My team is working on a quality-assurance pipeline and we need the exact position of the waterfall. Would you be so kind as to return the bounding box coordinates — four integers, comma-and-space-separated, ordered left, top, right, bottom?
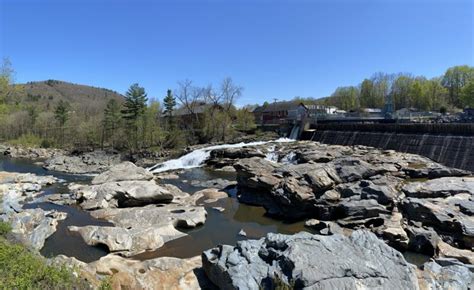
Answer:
149, 138, 294, 173
289, 125, 300, 140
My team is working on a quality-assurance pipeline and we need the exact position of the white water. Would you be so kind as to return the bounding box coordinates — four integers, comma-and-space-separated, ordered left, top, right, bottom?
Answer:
289, 125, 300, 140
149, 138, 294, 173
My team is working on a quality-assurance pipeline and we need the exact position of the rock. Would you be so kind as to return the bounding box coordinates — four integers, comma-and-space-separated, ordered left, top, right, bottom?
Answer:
405, 225, 440, 256
202, 230, 419, 289
90, 204, 207, 230
375, 211, 409, 250
91, 162, 154, 184
238, 229, 247, 237
194, 188, 228, 203
304, 219, 344, 235
0, 171, 59, 213
402, 177, 474, 198
190, 178, 237, 190
44, 150, 122, 174
7, 208, 67, 250
55, 254, 210, 290
1, 145, 60, 160
155, 173, 180, 180
71, 180, 175, 210
437, 241, 474, 265
401, 195, 474, 249
212, 207, 225, 212
418, 260, 473, 289
69, 225, 183, 257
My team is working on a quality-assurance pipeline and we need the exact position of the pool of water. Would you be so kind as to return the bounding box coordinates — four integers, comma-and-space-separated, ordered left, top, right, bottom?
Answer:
1, 157, 311, 262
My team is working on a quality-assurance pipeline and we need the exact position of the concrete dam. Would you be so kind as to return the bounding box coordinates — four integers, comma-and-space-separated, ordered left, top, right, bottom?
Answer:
301, 123, 474, 172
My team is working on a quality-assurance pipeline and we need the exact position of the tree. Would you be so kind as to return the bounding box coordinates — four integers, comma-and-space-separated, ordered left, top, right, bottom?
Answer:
121, 83, 148, 150
460, 80, 474, 108
163, 89, 176, 117
359, 79, 374, 108
441, 65, 474, 107
54, 100, 70, 145
102, 99, 122, 148
235, 108, 256, 131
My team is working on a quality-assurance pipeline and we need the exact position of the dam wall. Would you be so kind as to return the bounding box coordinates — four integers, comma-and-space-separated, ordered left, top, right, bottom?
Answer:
306, 130, 474, 172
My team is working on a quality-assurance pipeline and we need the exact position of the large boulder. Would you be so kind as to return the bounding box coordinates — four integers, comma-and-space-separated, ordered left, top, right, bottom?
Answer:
53, 254, 211, 290
418, 260, 473, 289
91, 162, 154, 185
202, 230, 419, 290
44, 151, 122, 174
402, 177, 474, 198
68, 224, 185, 257
7, 208, 67, 250
90, 204, 207, 230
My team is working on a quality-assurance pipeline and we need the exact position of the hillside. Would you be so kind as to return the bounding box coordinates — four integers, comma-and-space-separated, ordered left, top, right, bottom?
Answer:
18, 80, 124, 111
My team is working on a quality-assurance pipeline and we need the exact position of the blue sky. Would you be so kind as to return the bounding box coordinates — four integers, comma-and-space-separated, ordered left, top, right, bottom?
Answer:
1, 0, 473, 105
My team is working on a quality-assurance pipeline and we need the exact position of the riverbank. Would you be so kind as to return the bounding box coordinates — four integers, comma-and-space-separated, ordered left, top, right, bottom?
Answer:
0, 139, 473, 289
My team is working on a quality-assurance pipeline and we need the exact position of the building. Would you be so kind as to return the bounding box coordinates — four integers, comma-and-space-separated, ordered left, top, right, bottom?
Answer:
253, 101, 308, 126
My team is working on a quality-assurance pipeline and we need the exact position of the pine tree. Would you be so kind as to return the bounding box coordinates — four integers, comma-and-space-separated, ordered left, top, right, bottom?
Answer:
102, 99, 122, 148
54, 100, 70, 146
121, 83, 148, 150
163, 89, 176, 117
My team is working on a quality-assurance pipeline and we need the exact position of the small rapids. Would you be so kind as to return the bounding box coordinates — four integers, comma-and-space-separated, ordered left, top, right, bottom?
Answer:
149, 138, 294, 173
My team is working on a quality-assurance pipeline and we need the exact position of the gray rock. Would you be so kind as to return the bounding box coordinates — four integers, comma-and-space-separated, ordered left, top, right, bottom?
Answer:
405, 225, 440, 256
202, 230, 419, 290
419, 260, 473, 289
402, 177, 474, 198
90, 204, 207, 229
91, 162, 153, 185
44, 151, 121, 174
8, 208, 67, 250
71, 180, 175, 210
68, 224, 184, 256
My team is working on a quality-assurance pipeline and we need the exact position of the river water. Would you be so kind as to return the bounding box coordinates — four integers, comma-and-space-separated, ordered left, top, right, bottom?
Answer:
0, 156, 311, 263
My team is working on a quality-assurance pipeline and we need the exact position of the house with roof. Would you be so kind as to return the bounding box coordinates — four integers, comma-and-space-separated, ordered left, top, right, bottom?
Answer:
253, 101, 308, 126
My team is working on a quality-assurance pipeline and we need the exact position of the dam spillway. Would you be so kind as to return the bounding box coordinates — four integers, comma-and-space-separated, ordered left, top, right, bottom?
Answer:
307, 130, 473, 172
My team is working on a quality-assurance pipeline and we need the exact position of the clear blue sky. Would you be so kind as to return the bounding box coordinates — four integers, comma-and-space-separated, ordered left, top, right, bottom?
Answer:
1, 0, 473, 105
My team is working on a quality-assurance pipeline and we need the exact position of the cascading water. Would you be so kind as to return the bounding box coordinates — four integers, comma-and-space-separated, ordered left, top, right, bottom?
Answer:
289, 125, 300, 140
149, 138, 294, 173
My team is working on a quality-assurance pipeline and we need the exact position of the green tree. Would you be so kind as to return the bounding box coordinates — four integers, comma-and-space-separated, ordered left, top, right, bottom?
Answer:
235, 108, 256, 131
441, 65, 474, 107
54, 100, 70, 145
102, 99, 122, 148
359, 79, 374, 108
460, 80, 474, 108
163, 89, 176, 117
121, 83, 148, 150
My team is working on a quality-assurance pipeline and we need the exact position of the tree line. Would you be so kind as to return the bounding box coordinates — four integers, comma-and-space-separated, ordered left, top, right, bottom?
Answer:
0, 59, 256, 151
318, 65, 474, 112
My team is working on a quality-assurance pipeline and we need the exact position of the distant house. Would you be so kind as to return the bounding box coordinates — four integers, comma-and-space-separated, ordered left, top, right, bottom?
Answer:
305, 105, 338, 117
362, 108, 383, 117
254, 101, 308, 126
172, 102, 222, 124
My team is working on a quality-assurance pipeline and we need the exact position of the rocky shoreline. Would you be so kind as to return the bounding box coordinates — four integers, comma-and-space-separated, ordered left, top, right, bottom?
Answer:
0, 140, 472, 289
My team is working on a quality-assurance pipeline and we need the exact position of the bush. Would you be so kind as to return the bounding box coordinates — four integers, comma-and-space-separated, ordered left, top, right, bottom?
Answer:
0, 238, 79, 289
0, 222, 11, 236
8, 134, 43, 148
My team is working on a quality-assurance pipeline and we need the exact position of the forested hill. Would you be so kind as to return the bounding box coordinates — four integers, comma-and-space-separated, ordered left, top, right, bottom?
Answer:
18, 80, 124, 110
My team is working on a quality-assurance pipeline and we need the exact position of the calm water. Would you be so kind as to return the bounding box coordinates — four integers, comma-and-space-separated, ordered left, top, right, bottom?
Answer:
0, 157, 311, 262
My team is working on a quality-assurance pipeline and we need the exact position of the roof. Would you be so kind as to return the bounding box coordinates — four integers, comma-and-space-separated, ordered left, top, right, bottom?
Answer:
254, 101, 307, 113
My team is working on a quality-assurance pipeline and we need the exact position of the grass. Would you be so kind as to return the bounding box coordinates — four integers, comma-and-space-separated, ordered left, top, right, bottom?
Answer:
0, 221, 83, 289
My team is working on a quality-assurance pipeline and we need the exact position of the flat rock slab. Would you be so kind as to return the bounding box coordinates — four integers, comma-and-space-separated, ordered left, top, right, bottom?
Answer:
202, 230, 419, 290
90, 204, 207, 229
91, 162, 154, 185
68, 225, 185, 257
402, 177, 474, 198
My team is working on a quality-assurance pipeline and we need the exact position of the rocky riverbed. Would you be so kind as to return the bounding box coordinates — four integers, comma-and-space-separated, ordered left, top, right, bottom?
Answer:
0, 140, 472, 289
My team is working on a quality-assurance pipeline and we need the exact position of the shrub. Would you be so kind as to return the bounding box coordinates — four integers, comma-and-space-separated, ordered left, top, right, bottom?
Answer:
8, 134, 43, 148
0, 228, 81, 289
0, 222, 11, 236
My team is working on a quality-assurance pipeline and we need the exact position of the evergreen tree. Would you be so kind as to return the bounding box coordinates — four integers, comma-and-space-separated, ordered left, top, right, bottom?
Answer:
121, 83, 148, 150
54, 100, 70, 145
102, 99, 122, 148
163, 89, 176, 117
